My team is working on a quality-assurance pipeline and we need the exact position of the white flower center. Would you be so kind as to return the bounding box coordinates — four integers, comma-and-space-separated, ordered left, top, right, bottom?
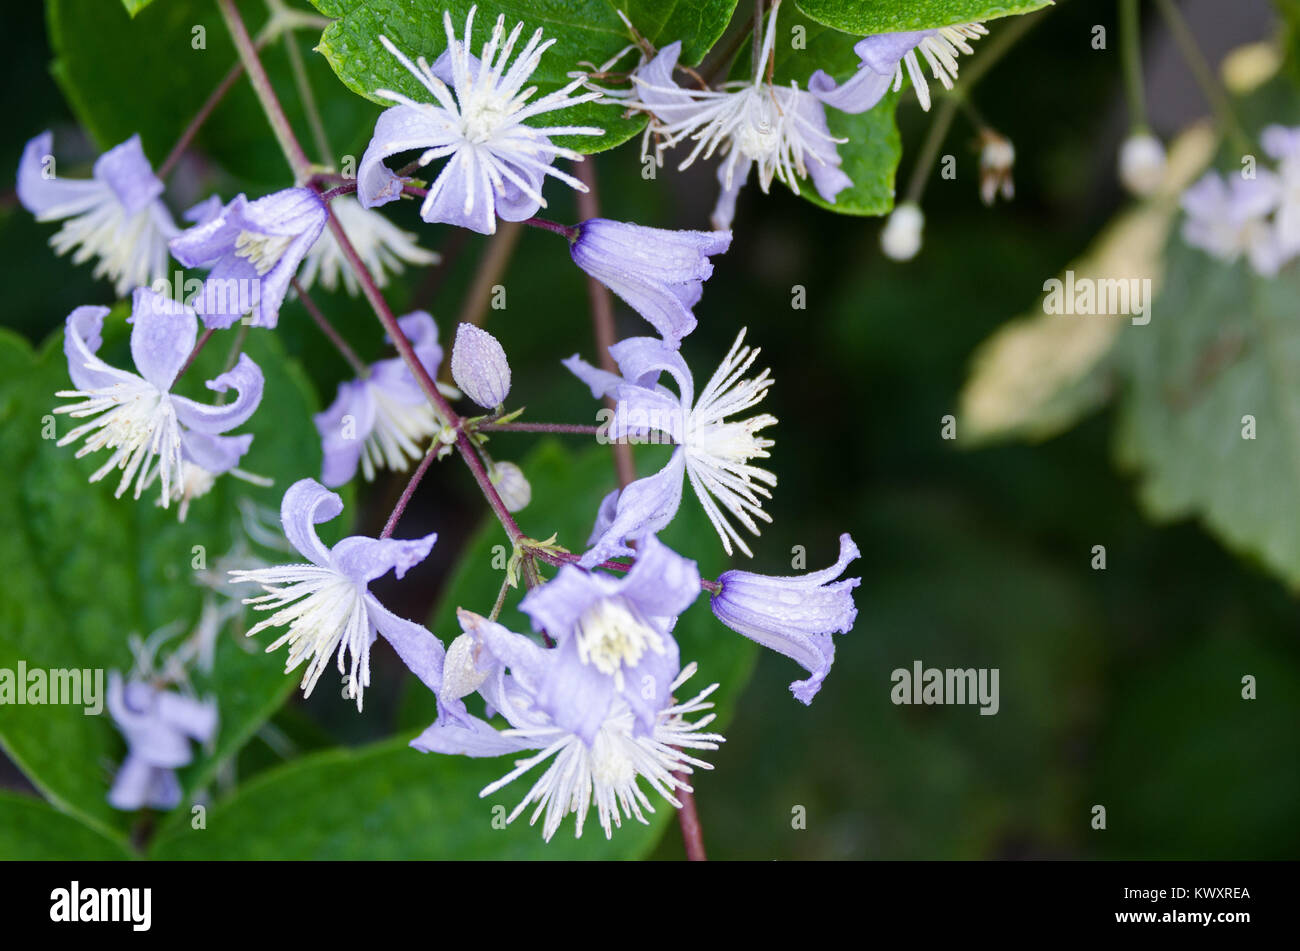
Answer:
574, 597, 664, 689
360, 385, 441, 481
235, 229, 293, 275
56, 379, 183, 506
233, 567, 373, 710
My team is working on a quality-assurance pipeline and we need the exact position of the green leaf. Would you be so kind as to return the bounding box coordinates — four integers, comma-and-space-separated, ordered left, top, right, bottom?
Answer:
154, 439, 755, 859
793, 0, 1053, 35
1113, 239, 1300, 590
0, 318, 337, 844
0, 792, 134, 860
621, 0, 740, 63
49, 0, 379, 188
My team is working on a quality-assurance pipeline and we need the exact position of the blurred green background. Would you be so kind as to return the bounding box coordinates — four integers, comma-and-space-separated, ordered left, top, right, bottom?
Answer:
2, 0, 1298, 859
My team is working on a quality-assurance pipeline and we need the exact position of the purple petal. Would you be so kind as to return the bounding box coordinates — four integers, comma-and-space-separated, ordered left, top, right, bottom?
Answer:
808, 66, 894, 114
314, 379, 375, 488
180, 431, 252, 474
277, 478, 344, 567
420, 150, 497, 234
367, 593, 445, 694
17, 131, 101, 218
127, 287, 197, 391
617, 535, 701, 620
853, 30, 931, 72
579, 447, 687, 567
711, 157, 750, 230
411, 711, 535, 756
358, 105, 457, 209
93, 134, 164, 216
63, 305, 133, 392
332, 532, 437, 583
171, 353, 264, 434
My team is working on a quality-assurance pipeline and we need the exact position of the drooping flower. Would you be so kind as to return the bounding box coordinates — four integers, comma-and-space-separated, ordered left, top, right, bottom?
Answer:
297, 194, 438, 295
229, 479, 445, 711
357, 6, 604, 234
1180, 170, 1283, 276
622, 2, 852, 229
412, 608, 723, 841
565, 331, 776, 562
169, 187, 327, 329
1262, 124, 1300, 258
314, 311, 457, 487
451, 322, 511, 409
880, 202, 924, 261
978, 130, 1015, 206
54, 289, 264, 508
809, 23, 989, 114
106, 671, 217, 811
517, 535, 700, 740
1118, 132, 1168, 197
17, 131, 178, 296
568, 218, 732, 348
711, 533, 861, 703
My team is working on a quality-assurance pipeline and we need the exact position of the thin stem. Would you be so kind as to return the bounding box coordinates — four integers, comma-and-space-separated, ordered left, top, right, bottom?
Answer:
488, 574, 512, 622
292, 278, 369, 376
676, 785, 708, 861
751, 0, 766, 79
478, 421, 600, 435
574, 160, 638, 490
1120, 0, 1148, 131
903, 96, 957, 205
174, 328, 216, 383
1153, 0, 1247, 151
522, 217, 579, 240
280, 16, 333, 165
217, 0, 313, 182
157, 58, 247, 179
381, 449, 437, 539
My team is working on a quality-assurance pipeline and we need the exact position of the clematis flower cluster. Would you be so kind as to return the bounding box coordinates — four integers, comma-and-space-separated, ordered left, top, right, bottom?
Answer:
25, 2, 876, 846
1180, 126, 1300, 277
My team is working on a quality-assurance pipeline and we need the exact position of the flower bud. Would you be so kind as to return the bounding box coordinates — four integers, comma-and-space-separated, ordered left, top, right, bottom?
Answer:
441, 631, 490, 701
489, 460, 531, 512
1119, 133, 1167, 197
880, 202, 924, 261
451, 323, 511, 409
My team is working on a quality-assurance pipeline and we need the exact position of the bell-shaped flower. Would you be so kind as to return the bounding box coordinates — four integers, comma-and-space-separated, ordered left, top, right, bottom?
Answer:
623, 4, 852, 230
54, 289, 264, 508
564, 331, 776, 563
169, 187, 327, 329
569, 218, 732, 348
516, 535, 700, 742
314, 311, 456, 487
229, 479, 445, 711
412, 607, 722, 841
809, 22, 988, 114
17, 131, 178, 297
357, 6, 603, 234
711, 533, 861, 703
106, 672, 217, 811
451, 322, 511, 409
298, 194, 439, 295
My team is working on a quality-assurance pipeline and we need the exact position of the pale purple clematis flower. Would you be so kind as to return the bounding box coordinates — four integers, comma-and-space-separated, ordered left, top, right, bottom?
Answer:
711, 534, 861, 703
517, 535, 700, 741
1180, 170, 1284, 276
169, 187, 327, 329
314, 311, 457, 487
451, 323, 511, 409
357, 6, 604, 235
106, 672, 217, 811
298, 195, 439, 295
54, 288, 264, 509
229, 479, 444, 711
569, 219, 732, 348
412, 607, 723, 841
565, 331, 776, 563
809, 22, 988, 114
621, 2, 851, 229
1262, 124, 1300, 258
17, 131, 178, 296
